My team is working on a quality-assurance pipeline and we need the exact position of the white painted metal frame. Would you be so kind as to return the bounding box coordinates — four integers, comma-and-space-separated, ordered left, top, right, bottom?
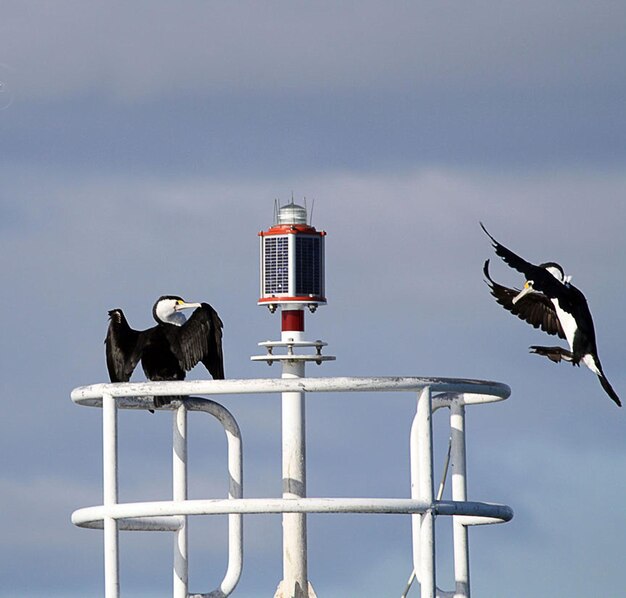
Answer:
78, 394, 243, 598
71, 377, 513, 598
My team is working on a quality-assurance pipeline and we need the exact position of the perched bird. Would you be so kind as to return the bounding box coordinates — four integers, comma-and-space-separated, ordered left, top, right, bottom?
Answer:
481, 223, 620, 407
105, 295, 224, 408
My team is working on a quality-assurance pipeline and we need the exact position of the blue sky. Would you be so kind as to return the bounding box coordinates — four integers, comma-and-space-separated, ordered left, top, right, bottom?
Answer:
1, 2, 625, 597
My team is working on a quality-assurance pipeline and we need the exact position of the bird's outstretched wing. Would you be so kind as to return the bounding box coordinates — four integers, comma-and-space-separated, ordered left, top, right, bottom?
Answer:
480, 223, 563, 296
483, 260, 565, 339
480, 222, 537, 274
172, 303, 225, 379
105, 309, 144, 382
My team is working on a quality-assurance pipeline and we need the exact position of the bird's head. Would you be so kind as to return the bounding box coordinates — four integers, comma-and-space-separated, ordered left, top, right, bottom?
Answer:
513, 262, 569, 304
540, 262, 567, 283
153, 295, 202, 326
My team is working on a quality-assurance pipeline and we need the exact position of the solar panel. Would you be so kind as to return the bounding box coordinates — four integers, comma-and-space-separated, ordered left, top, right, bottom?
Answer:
295, 236, 323, 296
264, 236, 289, 295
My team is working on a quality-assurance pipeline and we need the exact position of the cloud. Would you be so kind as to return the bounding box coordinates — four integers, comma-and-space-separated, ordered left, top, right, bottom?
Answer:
3, 1, 625, 103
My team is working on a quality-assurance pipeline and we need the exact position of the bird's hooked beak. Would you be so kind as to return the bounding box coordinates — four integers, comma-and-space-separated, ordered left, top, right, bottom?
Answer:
174, 300, 202, 312
512, 281, 535, 304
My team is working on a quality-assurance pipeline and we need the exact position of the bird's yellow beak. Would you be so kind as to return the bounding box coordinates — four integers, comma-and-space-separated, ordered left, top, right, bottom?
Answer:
512, 281, 534, 305
174, 300, 202, 311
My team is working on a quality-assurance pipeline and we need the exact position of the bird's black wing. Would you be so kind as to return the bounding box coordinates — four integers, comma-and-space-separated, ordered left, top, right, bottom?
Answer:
201, 303, 225, 380
480, 223, 563, 296
105, 309, 144, 382
483, 260, 565, 339
172, 303, 225, 379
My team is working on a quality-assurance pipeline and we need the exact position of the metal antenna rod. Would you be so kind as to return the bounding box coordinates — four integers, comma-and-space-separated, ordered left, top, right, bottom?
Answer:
437, 434, 453, 502
273, 198, 280, 224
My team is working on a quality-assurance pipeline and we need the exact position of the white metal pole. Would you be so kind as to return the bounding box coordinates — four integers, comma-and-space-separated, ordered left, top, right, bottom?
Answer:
280, 322, 309, 598
451, 400, 469, 598
281, 357, 308, 597
173, 403, 188, 598
102, 391, 120, 598
410, 398, 422, 585
417, 386, 435, 598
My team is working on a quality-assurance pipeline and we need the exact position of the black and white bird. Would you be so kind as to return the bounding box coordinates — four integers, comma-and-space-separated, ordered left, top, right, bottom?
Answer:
105, 295, 224, 408
481, 223, 621, 407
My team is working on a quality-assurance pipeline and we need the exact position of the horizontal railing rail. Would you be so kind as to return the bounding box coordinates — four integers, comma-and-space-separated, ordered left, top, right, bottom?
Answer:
72, 376, 510, 404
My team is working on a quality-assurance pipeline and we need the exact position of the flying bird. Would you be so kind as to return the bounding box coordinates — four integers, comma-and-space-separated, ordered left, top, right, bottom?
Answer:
105, 295, 224, 409
481, 223, 620, 407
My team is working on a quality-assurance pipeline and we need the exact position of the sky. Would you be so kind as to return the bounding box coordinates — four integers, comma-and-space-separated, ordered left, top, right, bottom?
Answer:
1, 2, 625, 597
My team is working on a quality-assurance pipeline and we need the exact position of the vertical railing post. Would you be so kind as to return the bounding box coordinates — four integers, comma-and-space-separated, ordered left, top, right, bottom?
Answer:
102, 391, 120, 598
410, 395, 422, 586
416, 386, 436, 598
451, 400, 469, 598
173, 403, 188, 598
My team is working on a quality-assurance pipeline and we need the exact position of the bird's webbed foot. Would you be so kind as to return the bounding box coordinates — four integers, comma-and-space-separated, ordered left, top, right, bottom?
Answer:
529, 345, 575, 364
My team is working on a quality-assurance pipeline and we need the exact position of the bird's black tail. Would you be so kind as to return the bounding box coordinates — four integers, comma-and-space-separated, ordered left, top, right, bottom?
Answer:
597, 373, 621, 407
588, 354, 622, 407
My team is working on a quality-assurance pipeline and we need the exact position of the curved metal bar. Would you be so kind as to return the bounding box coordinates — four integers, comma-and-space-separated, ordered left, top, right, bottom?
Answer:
77, 516, 184, 532
72, 497, 511, 521
71, 376, 510, 406
182, 398, 243, 598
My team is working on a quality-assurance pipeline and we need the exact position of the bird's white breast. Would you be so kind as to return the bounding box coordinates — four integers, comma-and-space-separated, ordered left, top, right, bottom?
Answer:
551, 298, 577, 349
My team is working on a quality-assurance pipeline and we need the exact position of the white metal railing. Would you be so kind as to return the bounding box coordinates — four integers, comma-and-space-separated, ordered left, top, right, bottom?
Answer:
71, 376, 513, 598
